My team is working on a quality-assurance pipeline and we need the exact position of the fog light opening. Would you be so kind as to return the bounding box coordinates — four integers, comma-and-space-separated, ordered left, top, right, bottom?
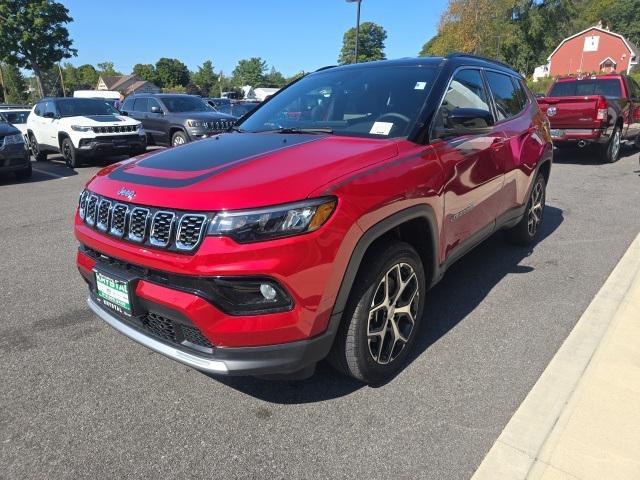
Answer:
260, 283, 277, 301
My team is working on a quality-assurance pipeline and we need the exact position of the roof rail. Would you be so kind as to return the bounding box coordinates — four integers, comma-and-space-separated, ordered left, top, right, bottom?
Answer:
315, 65, 336, 72
446, 52, 515, 72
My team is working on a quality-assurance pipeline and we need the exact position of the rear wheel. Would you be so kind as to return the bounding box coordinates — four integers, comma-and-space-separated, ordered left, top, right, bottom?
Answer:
29, 133, 48, 161
600, 126, 621, 163
61, 137, 82, 168
171, 131, 188, 147
329, 240, 426, 384
506, 174, 546, 246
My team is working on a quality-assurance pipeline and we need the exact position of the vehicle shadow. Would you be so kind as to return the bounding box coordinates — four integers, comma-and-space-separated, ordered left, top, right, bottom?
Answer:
554, 144, 637, 165
209, 205, 564, 403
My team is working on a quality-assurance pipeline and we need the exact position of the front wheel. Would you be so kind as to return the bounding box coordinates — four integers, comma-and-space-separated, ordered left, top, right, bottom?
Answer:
329, 240, 426, 384
506, 174, 546, 246
600, 127, 621, 163
29, 133, 48, 161
171, 131, 188, 147
61, 137, 82, 168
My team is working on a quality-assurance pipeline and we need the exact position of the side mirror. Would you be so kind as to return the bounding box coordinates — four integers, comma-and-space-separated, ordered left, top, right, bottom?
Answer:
446, 108, 494, 130
43, 111, 56, 119
120, 111, 129, 116
150, 106, 163, 114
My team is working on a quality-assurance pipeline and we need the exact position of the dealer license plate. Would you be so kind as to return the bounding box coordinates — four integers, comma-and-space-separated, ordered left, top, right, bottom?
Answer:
94, 269, 132, 316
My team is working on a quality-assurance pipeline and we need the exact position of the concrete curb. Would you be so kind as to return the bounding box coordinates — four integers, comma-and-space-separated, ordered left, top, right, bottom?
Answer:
472, 233, 640, 479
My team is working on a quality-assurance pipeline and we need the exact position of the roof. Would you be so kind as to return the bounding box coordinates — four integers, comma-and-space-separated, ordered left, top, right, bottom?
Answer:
547, 26, 639, 61
99, 74, 136, 90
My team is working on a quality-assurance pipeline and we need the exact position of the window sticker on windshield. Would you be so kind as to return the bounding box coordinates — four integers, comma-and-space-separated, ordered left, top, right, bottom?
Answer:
414, 81, 427, 90
370, 121, 393, 135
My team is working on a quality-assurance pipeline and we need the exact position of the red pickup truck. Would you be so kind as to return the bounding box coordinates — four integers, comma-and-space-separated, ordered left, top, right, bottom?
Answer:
537, 74, 640, 162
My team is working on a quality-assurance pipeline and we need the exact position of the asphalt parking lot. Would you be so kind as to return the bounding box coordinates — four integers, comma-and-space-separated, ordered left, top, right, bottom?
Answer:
1, 146, 640, 479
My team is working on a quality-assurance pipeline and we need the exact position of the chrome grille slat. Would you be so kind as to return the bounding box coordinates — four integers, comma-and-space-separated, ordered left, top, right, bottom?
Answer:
96, 199, 112, 231
78, 190, 89, 220
86, 195, 99, 226
149, 211, 175, 247
110, 203, 128, 237
176, 214, 207, 251
128, 207, 150, 243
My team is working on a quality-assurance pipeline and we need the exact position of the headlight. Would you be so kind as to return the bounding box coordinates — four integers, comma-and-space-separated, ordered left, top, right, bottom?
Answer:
207, 197, 337, 243
3, 133, 24, 145
188, 120, 207, 128
71, 125, 92, 132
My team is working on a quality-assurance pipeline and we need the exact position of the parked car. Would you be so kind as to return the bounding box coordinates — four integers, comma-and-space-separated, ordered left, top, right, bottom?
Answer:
206, 97, 231, 109
0, 107, 31, 139
212, 101, 261, 119
26, 97, 146, 168
75, 54, 552, 383
537, 74, 640, 162
0, 119, 30, 179
121, 94, 236, 147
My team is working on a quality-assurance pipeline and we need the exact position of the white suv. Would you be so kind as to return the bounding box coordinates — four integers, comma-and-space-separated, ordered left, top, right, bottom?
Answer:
26, 97, 146, 168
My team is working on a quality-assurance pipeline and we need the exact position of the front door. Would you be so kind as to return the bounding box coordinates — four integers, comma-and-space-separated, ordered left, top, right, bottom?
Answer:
430, 68, 505, 260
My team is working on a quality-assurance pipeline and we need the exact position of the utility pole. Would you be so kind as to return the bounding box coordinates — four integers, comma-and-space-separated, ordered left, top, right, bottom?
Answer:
58, 63, 66, 97
346, 0, 362, 63
0, 63, 5, 102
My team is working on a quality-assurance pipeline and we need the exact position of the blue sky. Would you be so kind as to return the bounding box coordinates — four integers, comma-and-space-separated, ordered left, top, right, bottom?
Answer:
61, 0, 447, 77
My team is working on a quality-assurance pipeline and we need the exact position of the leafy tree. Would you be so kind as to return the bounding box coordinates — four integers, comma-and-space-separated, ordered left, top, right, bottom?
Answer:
61, 63, 99, 92
155, 57, 190, 88
191, 60, 218, 96
0, 0, 76, 97
132, 63, 157, 83
232, 57, 268, 87
264, 67, 286, 88
286, 71, 306, 84
0, 63, 27, 103
96, 61, 121, 77
419, 35, 441, 56
338, 22, 387, 64
601, 0, 640, 46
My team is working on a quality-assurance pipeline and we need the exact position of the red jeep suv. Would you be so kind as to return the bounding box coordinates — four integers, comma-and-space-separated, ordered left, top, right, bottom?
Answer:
76, 54, 552, 384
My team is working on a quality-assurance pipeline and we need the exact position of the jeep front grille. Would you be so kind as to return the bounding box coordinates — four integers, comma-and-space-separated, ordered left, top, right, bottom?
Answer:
92, 125, 138, 134
78, 191, 210, 254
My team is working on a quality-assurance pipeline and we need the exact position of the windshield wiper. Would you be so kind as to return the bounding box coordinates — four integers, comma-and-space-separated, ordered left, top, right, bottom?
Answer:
262, 127, 334, 134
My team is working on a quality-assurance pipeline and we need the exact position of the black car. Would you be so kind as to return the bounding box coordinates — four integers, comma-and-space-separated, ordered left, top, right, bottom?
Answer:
121, 94, 236, 147
0, 121, 30, 179
213, 101, 261, 119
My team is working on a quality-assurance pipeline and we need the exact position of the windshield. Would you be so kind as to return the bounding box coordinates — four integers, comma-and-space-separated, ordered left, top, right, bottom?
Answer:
1, 111, 30, 124
549, 79, 622, 98
161, 96, 213, 113
57, 99, 119, 117
239, 65, 438, 138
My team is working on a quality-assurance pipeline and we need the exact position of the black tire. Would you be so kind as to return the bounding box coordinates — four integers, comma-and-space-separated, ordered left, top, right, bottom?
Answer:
29, 133, 48, 161
634, 134, 640, 149
14, 162, 32, 180
61, 137, 82, 168
329, 240, 426, 384
599, 126, 621, 163
506, 174, 546, 246
171, 131, 188, 147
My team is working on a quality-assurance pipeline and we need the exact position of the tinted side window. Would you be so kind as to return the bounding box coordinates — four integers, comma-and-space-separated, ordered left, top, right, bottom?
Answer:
512, 77, 529, 111
44, 101, 57, 116
121, 97, 135, 111
148, 98, 162, 112
34, 103, 43, 116
432, 69, 492, 138
485, 71, 522, 121
133, 98, 149, 112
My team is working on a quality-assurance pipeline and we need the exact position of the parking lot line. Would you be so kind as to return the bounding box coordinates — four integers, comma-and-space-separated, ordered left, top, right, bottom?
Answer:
471, 233, 640, 479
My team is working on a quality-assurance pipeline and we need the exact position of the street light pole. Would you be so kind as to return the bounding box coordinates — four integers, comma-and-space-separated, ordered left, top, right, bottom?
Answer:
346, 0, 362, 64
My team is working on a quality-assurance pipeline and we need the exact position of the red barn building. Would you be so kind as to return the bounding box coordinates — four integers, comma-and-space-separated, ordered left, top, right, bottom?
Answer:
547, 25, 638, 77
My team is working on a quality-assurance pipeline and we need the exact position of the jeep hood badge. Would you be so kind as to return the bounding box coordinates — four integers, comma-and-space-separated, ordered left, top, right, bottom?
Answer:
117, 187, 136, 200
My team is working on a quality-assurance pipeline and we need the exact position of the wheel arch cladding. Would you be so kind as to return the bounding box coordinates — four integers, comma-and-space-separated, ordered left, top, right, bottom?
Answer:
331, 205, 439, 317
58, 131, 70, 147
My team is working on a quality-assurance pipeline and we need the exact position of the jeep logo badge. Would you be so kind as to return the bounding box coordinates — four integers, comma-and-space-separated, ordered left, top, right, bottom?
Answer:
117, 187, 136, 200
547, 106, 557, 117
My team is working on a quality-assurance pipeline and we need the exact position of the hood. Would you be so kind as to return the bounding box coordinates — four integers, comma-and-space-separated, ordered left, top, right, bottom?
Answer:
0, 122, 21, 135
71, 114, 139, 126
87, 132, 398, 210
167, 111, 236, 121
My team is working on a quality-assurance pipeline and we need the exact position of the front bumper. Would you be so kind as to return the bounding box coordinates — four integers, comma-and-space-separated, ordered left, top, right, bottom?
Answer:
78, 134, 146, 156
0, 143, 29, 172
88, 296, 336, 375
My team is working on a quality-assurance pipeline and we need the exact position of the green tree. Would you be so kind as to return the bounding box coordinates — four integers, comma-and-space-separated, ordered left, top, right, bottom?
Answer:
601, 0, 640, 46
286, 71, 306, 84
232, 57, 268, 87
0, 63, 27, 103
264, 67, 286, 88
155, 57, 190, 88
191, 60, 218, 96
338, 22, 387, 64
97, 61, 121, 76
0, 0, 76, 97
132, 63, 157, 83
62, 63, 99, 92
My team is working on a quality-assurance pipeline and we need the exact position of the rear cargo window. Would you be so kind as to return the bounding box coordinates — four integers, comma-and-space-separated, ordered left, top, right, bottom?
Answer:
549, 79, 622, 98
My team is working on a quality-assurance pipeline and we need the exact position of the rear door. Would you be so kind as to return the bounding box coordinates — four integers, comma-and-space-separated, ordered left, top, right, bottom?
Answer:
626, 77, 640, 139
430, 68, 505, 259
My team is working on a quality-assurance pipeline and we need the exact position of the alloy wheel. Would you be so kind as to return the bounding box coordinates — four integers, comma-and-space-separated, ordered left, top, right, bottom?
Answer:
367, 263, 420, 365
62, 142, 72, 163
527, 180, 544, 236
173, 135, 185, 146
611, 129, 621, 161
